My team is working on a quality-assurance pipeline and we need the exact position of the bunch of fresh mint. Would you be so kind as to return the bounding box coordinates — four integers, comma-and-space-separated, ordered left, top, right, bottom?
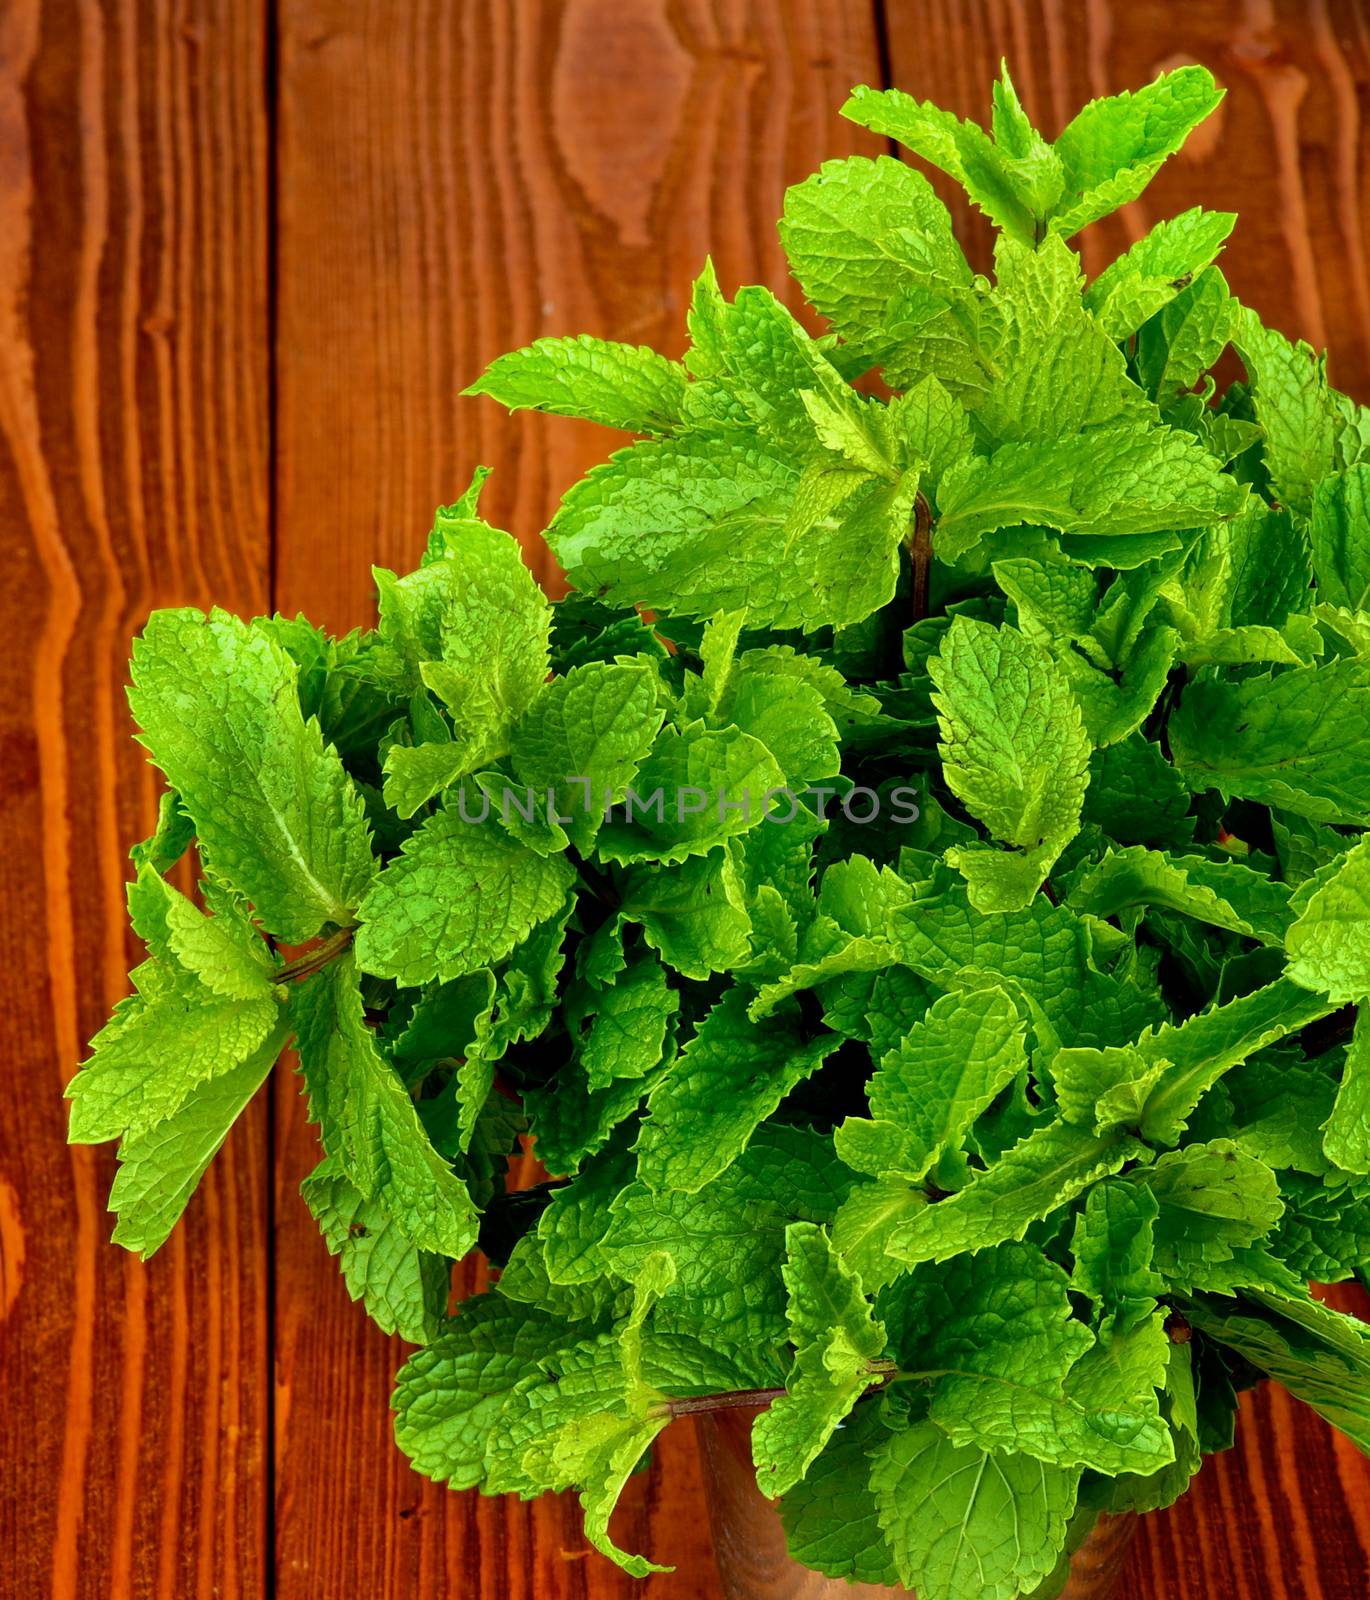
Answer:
70, 64, 1370, 1599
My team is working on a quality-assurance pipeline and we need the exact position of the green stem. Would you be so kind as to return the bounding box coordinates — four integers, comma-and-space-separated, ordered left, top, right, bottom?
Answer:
276, 924, 356, 984
661, 1361, 898, 1420
664, 1387, 787, 1419
908, 492, 933, 623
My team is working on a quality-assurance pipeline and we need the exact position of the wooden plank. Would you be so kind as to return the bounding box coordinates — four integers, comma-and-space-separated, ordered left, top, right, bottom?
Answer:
271, 3, 882, 1595
878, 7, 1370, 1597
273, 0, 884, 617
0, 1, 270, 1597
1117, 1284, 1370, 1598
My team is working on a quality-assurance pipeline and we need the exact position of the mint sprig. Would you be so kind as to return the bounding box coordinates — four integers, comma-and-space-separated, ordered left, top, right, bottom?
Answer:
70, 61, 1370, 1599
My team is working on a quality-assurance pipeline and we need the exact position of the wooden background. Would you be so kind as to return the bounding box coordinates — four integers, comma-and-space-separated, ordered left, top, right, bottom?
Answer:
3, 1, 1370, 1594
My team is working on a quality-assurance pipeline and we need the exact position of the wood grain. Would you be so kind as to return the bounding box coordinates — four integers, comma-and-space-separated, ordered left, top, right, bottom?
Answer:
274, 0, 884, 623
0, 1, 270, 1596
272, 5, 882, 1594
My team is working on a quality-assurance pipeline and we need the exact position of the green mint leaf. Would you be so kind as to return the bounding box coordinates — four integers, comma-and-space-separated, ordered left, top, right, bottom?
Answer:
1273, 1168, 1370, 1280
1069, 1181, 1164, 1329
688, 282, 873, 455
1202, 1053, 1338, 1174
1285, 834, 1370, 1002
831, 1177, 928, 1294
893, 869, 1167, 1051
1085, 207, 1236, 338
465, 334, 689, 435
129, 787, 194, 875
452, 896, 572, 1161
600, 1177, 789, 1341
779, 1401, 899, 1586
779, 154, 971, 363
835, 988, 1026, 1182
594, 719, 784, 865
128, 608, 375, 942
1054, 976, 1334, 1143
888, 377, 977, 497
355, 801, 573, 987
1234, 307, 1342, 518
936, 425, 1246, 564
1106, 1340, 1203, 1515
635, 989, 837, 1193
714, 655, 841, 788
506, 1267, 677, 1577
572, 953, 678, 1092
473, 1331, 625, 1497
887, 1121, 1142, 1265
1311, 463, 1370, 611
1157, 499, 1312, 645
750, 853, 906, 1020
1065, 845, 1293, 945
106, 1015, 287, 1257
302, 1155, 452, 1343
618, 847, 753, 980
522, 1059, 663, 1178
548, 431, 911, 630
1050, 67, 1224, 237
993, 553, 1097, 642
128, 864, 278, 999
711, 1123, 857, 1221
1187, 1286, 1370, 1453
1273, 807, 1358, 887
383, 523, 550, 779
1081, 733, 1195, 849
392, 1293, 585, 1490
751, 1223, 886, 1496
820, 964, 936, 1064
641, 1328, 785, 1395
406, 472, 490, 560
1136, 1139, 1284, 1290
1170, 657, 1370, 825
870, 1420, 1079, 1600
544, 1407, 673, 1577
537, 1145, 634, 1285
798, 386, 898, 478
841, 84, 1042, 243
883, 1242, 1170, 1473
1057, 621, 1179, 747
262, 616, 408, 765
293, 953, 479, 1257
930, 616, 1090, 908
68, 965, 281, 1146
694, 610, 747, 714
1135, 267, 1239, 401
600, 1127, 851, 1344
1325, 1008, 1370, 1174
388, 970, 496, 1069
380, 739, 471, 823
495, 1230, 631, 1327
989, 64, 1066, 215
549, 592, 667, 673
547, 435, 790, 614
973, 236, 1153, 444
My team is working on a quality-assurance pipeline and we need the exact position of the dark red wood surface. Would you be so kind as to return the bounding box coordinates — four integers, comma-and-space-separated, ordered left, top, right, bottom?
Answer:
2, 3, 1369, 1595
